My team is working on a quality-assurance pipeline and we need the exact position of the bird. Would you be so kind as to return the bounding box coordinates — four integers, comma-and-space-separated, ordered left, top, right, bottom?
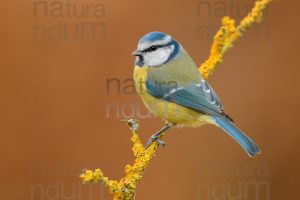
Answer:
132, 31, 261, 157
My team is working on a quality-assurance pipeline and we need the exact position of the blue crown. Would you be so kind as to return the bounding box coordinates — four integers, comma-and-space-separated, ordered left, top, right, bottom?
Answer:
139, 31, 169, 43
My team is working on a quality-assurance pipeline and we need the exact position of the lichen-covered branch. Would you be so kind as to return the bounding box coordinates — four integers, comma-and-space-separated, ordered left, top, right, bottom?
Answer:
80, 119, 160, 200
199, 0, 272, 79
79, 1, 272, 199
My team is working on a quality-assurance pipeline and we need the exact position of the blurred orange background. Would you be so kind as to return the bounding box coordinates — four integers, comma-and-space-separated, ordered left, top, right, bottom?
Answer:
0, 0, 299, 199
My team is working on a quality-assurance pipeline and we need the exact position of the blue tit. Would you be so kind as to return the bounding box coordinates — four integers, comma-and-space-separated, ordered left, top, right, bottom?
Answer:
132, 31, 260, 157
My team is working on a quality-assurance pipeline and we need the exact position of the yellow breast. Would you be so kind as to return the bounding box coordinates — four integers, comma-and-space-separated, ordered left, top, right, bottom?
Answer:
133, 66, 214, 126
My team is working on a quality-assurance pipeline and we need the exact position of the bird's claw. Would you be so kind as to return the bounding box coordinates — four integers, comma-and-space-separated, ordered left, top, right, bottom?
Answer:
145, 123, 173, 149
156, 139, 166, 147
145, 136, 166, 149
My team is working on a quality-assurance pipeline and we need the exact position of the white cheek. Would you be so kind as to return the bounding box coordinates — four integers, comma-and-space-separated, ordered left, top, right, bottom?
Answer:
143, 46, 174, 67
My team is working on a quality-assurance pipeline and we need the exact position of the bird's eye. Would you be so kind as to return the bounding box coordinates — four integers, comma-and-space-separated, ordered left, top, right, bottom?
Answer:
150, 46, 158, 51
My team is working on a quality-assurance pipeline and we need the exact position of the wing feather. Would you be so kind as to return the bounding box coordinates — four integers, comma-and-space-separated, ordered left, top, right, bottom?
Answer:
146, 78, 232, 120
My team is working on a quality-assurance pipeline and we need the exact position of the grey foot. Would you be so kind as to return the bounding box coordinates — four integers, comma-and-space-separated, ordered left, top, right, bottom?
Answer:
145, 123, 173, 149
146, 136, 166, 148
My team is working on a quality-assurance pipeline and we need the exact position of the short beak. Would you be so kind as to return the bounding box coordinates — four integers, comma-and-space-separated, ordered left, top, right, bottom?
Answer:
132, 50, 142, 56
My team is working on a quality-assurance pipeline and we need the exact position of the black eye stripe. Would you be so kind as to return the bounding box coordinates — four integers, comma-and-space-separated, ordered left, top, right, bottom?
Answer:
142, 43, 170, 53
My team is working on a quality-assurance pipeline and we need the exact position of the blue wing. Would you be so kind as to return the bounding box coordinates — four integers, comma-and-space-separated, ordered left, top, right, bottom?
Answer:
146, 78, 232, 120
146, 76, 261, 156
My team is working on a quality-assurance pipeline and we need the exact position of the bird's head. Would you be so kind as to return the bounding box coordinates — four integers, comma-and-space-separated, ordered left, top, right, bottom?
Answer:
132, 31, 181, 67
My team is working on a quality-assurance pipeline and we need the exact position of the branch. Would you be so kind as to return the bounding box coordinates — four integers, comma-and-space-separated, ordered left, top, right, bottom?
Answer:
79, 1, 272, 199
80, 119, 160, 200
199, 0, 272, 79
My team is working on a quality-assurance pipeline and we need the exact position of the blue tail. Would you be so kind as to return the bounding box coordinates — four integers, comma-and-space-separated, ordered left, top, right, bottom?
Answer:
213, 117, 261, 157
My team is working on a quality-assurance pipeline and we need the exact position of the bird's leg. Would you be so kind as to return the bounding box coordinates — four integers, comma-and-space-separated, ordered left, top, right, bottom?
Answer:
146, 123, 174, 148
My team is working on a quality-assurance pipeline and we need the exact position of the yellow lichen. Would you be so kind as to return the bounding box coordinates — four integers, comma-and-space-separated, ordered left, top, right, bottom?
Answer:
199, 0, 272, 79
80, 1, 272, 199
80, 119, 160, 200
